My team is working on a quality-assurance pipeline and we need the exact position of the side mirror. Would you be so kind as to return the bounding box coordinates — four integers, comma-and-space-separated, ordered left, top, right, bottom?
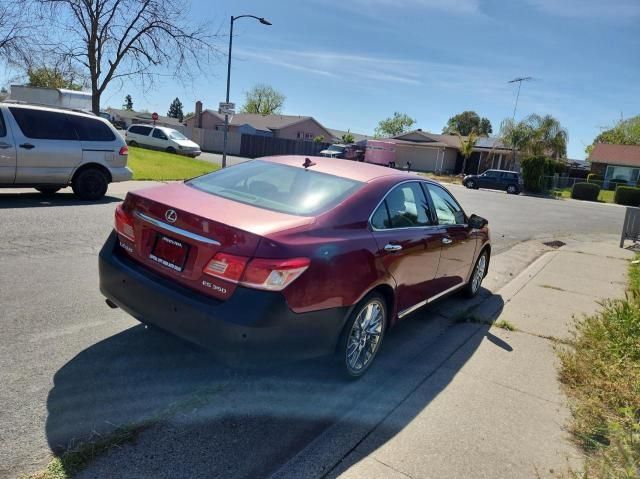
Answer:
469, 214, 488, 229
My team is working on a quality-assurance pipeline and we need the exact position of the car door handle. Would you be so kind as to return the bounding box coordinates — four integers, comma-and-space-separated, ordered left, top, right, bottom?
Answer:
19, 143, 35, 150
0, 142, 12, 149
442, 237, 453, 245
384, 244, 403, 252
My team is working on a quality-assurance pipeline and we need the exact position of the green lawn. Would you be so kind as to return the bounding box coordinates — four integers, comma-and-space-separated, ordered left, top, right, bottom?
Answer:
127, 146, 219, 181
551, 187, 615, 203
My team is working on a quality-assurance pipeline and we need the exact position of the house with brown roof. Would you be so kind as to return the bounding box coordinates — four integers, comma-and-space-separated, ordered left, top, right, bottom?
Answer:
391, 130, 516, 173
589, 144, 640, 185
106, 108, 184, 129
185, 104, 336, 142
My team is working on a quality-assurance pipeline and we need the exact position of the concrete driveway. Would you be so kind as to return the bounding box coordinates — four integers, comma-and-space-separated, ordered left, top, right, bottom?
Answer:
0, 181, 625, 478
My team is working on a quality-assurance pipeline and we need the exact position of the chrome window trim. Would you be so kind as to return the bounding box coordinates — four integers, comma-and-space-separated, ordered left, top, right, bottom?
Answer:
397, 281, 465, 319
368, 179, 438, 232
135, 211, 221, 246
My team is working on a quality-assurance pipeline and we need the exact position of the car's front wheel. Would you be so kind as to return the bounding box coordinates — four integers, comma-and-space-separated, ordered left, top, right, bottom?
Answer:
128, 140, 138, 147
463, 250, 488, 298
337, 293, 387, 378
166, 147, 177, 154
35, 187, 61, 196
72, 168, 109, 200
465, 179, 476, 189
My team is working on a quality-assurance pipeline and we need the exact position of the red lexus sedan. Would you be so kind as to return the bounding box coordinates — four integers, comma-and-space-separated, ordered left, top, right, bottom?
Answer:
99, 156, 490, 377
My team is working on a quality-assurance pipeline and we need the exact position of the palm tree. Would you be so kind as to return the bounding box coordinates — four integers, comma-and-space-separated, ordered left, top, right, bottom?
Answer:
524, 114, 568, 159
456, 131, 478, 175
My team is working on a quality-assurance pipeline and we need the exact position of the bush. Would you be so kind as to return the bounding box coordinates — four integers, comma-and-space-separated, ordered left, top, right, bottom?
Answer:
607, 178, 628, 191
587, 173, 602, 182
571, 182, 600, 201
614, 186, 640, 206
520, 156, 546, 192
544, 158, 565, 176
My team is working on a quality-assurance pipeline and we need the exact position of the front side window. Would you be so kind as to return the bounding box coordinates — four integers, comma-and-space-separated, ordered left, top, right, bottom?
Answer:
169, 130, 187, 140
152, 128, 168, 140
482, 170, 500, 178
187, 160, 362, 216
68, 116, 116, 141
426, 184, 466, 225
9, 108, 76, 140
371, 182, 432, 229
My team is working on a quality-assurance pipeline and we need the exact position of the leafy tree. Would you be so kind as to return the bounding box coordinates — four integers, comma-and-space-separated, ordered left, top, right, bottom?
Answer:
586, 116, 640, 155
37, 0, 218, 114
456, 131, 478, 175
123, 94, 133, 111
443, 111, 492, 136
341, 131, 355, 144
520, 156, 546, 192
374, 112, 416, 138
313, 135, 325, 143
240, 84, 285, 115
27, 66, 83, 90
167, 97, 184, 122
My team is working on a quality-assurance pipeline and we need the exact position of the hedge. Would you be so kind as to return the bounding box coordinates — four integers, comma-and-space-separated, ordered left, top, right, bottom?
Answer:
521, 156, 546, 193
614, 186, 640, 206
587, 173, 602, 183
571, 182, 600, 201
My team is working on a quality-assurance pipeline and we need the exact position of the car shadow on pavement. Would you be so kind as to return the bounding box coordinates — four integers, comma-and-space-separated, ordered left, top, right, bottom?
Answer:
0, 192, 122, 208
44, 294, 507, 479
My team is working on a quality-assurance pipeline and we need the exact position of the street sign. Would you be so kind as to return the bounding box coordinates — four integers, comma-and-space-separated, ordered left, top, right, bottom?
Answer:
151, 112, 159, 121
218, 102, 236, 115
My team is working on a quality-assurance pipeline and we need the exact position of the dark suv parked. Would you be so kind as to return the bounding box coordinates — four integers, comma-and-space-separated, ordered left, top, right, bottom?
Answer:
463, 169, 522, 194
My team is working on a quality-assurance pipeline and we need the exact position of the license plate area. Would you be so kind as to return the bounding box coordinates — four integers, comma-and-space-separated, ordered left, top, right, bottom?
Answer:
149, 234, 189, 272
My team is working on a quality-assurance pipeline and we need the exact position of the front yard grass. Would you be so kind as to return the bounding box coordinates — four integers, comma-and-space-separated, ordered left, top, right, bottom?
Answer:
558, 256, 640, 477
420, 173, 462, 185
551, 187, 615, 203
128, 146, 218, 181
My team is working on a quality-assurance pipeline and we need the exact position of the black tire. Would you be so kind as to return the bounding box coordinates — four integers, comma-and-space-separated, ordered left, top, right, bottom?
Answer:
72, 168, 109, 201
336, 292, 387, 379
506, 184, 519, 195
166, 147, 177, 154
128, 140, 138, 147
35, 187, 61, 196
463, 250, 489, 298
466, 179, 476, 189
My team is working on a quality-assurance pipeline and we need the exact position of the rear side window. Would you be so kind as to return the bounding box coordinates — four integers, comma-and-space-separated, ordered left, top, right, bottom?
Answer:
67, 115, 115, 141
9, 108, 76, 140
371, 182, 433, 229
129, 125, 152, 135
187, 160, 363, 216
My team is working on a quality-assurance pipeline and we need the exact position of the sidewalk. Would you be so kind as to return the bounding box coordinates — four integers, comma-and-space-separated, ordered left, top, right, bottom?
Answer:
330, 238, 634, 478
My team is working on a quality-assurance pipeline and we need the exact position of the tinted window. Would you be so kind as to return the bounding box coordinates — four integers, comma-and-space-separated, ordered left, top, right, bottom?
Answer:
9, 108, 76, 140
426, 184, 466, 225
371, 203, 390, 229
0, 110, 6, 137
382, 182, 432, 228
129, 125, 152, 135
483, 170, 500, 178
68, 115, 115, 141
187, 160, 363, 216
152, 128, 168, 140
506, 173, 518, 180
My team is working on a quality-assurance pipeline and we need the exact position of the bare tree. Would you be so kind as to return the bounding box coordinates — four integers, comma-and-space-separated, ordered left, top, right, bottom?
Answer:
0, 1, 33, 66
38, 0, 220, 113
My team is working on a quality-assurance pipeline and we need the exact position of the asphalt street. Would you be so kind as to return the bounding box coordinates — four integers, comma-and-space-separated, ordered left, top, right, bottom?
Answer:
0, 180, 625, 478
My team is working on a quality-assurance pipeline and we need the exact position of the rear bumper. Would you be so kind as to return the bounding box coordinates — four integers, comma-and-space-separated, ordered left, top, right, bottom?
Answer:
99, 232, 348, 360
110, 166, 133, 183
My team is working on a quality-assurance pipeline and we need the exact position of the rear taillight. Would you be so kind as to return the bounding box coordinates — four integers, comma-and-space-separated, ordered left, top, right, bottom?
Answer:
203, 253, 248, 283
241, 257, 310, 291
114, 204, 135, 241
203, 255, 310, 291
119, 146, 129, 156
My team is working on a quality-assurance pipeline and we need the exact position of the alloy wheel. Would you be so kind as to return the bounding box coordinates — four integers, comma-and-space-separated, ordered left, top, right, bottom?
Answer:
345, 299, 385, 374
471, 253, 487, 294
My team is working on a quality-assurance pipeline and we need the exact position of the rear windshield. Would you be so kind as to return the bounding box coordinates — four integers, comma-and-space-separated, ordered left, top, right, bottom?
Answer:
186, 160, 363, 216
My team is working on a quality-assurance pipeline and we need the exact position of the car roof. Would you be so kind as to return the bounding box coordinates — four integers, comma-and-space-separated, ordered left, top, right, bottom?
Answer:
486, 169, 519, 173
1, 101, 102, 120
260, 155, 415, 183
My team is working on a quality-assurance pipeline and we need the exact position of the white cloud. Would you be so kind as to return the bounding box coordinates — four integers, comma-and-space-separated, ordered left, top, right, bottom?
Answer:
526, 0, 640, 18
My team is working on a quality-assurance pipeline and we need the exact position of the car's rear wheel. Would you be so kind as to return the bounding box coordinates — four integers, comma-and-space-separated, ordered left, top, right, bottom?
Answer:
466, 179, 476, 189
128, 140, 138, 147
72, 168, 109, 201
463, 250, 488, 298
506, 184, 519, 194
337, 293, 387, 378
35, 187, 61, 196
166, 147, 177, 154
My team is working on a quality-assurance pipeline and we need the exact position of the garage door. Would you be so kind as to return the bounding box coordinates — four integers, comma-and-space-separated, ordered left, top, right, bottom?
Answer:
395, 145, 440, 171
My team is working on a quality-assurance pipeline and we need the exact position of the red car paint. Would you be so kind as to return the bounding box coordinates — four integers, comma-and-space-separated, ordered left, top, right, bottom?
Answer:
115, 156, 490, 326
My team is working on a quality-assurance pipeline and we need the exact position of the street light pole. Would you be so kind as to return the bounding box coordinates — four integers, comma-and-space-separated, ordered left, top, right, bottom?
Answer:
222, 15, 272, 169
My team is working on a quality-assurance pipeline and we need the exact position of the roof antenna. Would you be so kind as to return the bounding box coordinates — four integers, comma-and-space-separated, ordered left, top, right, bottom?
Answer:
303, 157, 316, 169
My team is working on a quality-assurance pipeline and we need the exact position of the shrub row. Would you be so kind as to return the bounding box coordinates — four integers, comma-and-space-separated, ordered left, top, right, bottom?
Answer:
614, 186, 640, 206
571, 182, 600, 201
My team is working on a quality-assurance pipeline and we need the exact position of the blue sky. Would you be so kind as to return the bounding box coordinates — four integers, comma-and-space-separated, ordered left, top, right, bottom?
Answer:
82, 1, 640, 158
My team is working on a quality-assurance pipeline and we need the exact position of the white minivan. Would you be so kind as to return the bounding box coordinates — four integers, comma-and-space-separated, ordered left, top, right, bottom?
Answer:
125, 125, 201, 158
0, 102, 132, 200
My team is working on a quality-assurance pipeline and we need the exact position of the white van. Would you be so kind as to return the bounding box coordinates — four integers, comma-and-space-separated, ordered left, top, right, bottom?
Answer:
125, 125, 201, 157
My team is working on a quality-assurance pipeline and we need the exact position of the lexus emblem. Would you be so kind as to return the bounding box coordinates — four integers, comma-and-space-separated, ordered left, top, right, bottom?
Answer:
165, 209, 178, 223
